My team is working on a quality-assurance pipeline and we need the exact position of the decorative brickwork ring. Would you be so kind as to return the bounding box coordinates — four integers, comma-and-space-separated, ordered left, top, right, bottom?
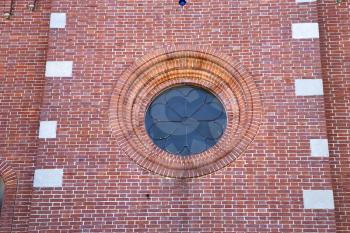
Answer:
109, 46, 261, 178
0, 159, 17, 232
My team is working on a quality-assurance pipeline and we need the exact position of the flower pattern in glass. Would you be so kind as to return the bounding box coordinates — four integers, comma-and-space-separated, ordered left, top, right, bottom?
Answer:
145, 85, 227, 156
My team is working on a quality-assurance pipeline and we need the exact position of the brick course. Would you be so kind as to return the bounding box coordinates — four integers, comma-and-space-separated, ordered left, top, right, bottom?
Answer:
0, 0, 348, 232
318, 0, 350, 232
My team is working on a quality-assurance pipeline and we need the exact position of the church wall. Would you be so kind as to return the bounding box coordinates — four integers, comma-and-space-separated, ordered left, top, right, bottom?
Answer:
1, 0, 348, 232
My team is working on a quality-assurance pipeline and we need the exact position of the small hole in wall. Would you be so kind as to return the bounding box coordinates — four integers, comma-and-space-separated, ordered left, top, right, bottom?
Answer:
179, 0, 187, 7
145, 194, 150, 199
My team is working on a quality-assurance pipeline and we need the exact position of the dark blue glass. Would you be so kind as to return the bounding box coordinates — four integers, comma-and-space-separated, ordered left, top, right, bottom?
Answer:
179, 0, 187, 7
145, 85, 227, 156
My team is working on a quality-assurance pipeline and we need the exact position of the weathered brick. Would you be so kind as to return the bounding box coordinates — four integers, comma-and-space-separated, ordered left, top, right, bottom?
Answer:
0, 0, 348, 232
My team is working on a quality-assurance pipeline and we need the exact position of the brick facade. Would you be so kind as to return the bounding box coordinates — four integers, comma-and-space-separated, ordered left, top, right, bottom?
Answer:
0, 0, 348, 232
318, 1, 350, 232
109, 46, 262, 178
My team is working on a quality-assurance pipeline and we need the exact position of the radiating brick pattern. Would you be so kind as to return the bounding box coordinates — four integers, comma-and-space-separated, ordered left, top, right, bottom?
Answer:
0, 160, 17, 233
109, 46, 261, 178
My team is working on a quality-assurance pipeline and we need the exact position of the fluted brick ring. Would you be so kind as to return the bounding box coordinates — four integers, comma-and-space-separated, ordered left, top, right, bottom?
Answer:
109, 46, 261, 178
0, 159, 17, 231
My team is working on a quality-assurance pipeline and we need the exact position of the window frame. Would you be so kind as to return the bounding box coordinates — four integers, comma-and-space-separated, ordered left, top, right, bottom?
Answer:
109, 46, 262, 178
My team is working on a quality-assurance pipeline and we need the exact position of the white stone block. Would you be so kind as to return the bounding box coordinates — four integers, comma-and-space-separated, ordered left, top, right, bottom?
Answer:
303, 190, 334, 209
45, 61, 73, 78
310, 139, 329, 157
296, 0, 316, 3
39, 121, 57, 139
292, 23, 319, 39
295, 79, 324, 96
50, 13, 66, 29
33, 169, 63, 188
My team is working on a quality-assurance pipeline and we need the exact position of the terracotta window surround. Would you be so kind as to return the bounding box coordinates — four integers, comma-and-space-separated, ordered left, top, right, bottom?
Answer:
109, 46, 261, 178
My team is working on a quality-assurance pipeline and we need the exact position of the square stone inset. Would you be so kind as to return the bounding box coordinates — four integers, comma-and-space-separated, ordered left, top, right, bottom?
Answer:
295, 79, 324, 96
50, 13, 66, 29
310, 139, 329, 157
303, 190, 335, 209
45, 61, 73, 78
39, 121, 57, 139
33, 169, 63, 188
292, 23, 319, 39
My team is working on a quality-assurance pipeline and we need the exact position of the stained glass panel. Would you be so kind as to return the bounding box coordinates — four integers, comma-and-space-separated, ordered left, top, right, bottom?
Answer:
145, 85, 227, 156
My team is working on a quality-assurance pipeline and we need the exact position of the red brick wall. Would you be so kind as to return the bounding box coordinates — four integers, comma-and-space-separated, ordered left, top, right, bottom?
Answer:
318, 0, 350, 232
0, 0, 50, 232
1, 0, 348, 232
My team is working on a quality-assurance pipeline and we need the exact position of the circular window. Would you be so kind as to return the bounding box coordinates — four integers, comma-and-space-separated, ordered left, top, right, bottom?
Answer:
145, 85, 227, 156
109, 46, 261, 178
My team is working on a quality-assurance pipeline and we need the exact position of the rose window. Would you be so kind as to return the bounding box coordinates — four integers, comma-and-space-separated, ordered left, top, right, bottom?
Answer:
145, 85, 227, 156
109, 47, 261, 178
